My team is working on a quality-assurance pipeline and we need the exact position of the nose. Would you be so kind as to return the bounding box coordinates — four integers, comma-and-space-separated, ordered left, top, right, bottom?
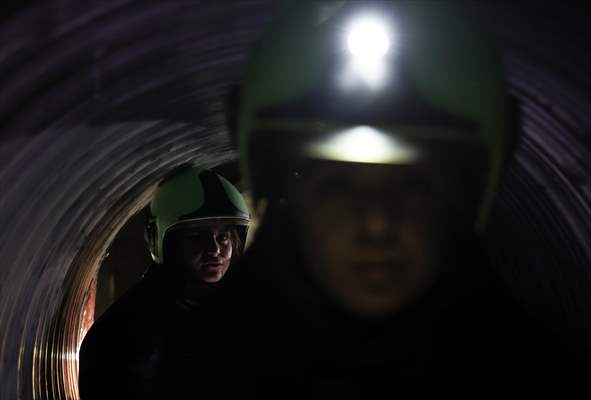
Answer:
204, 234, 221, 256
357, 202, 395, 246
365, 209, 388, 238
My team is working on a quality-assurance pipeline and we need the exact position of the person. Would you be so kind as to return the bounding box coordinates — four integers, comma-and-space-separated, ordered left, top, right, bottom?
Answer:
78, 166, 250, 399
186, 1, 588, 397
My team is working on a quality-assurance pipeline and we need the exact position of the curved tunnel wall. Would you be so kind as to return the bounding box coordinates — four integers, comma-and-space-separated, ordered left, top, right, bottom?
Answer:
481, 1, 591, 344
0, 2, 589, 399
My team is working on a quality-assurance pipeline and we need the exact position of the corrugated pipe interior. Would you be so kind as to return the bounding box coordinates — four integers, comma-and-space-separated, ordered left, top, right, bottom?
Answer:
0, 2, 590, 399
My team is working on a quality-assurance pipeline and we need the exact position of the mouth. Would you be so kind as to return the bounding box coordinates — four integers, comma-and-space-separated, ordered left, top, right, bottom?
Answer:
349, 260, 401, 284
202, 262, 223, 269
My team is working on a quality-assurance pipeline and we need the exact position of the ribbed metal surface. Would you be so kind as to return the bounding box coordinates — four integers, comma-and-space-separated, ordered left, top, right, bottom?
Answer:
0, 3, 277, 399
0, 2, 589, 399
481, 1, 591, 348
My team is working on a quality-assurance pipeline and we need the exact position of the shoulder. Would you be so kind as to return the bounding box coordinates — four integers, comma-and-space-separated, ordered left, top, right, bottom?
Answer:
448, 263, 587, 378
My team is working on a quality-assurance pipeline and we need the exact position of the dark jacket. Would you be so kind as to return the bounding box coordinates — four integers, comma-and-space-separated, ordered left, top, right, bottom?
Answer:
80, 227, 589, 398
78, 264, 220, 400
186, 221, 589, 398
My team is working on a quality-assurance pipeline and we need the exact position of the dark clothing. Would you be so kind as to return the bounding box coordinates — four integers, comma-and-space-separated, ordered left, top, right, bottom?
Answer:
184, 223, 589, 398
78, 265, 220, 400
80, 228, 589, 398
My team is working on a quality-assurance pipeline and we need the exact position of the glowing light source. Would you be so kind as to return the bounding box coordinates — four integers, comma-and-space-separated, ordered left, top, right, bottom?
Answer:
306, 126, 421, 164
339, 16, 395, 91
347, 18, 390, 59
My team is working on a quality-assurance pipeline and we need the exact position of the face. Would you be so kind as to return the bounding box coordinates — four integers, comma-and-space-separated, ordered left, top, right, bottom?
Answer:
172, 224, 234, 284
288, 160, 471, 317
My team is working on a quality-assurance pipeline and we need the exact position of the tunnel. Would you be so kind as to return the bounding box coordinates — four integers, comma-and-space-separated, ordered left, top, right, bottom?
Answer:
0, 1, 590, 399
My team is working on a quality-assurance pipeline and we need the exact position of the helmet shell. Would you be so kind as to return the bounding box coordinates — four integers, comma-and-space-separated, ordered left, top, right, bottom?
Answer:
147, 166, 250, 264
239, 0, 514, 232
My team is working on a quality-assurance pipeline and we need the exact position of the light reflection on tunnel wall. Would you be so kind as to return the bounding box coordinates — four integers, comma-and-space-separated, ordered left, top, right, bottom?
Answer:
0, 2, 589, 400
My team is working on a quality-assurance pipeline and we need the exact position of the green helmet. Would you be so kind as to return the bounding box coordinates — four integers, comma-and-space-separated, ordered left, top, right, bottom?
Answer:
146, 166, 250, 264
239, 0, 516, 232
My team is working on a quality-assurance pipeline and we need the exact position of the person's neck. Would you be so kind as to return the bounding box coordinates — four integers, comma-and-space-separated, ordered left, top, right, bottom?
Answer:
146, 263, 219, 302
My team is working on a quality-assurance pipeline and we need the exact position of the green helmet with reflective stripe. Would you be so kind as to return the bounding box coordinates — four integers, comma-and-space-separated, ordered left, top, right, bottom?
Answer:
147, 166, 250, 264
239, 0, 516, 233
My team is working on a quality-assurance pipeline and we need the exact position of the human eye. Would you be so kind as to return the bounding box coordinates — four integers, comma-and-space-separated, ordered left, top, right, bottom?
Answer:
400, 177, 432, 196
217, 231, 231, 243
316, 175, 350, 197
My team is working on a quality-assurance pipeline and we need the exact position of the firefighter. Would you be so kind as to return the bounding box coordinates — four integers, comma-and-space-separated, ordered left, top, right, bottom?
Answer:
78, 166, 250, 399
204, 1, 584, 396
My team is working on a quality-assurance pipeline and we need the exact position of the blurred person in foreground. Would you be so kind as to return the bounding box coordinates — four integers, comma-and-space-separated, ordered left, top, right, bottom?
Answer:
189, 1, 590, 397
